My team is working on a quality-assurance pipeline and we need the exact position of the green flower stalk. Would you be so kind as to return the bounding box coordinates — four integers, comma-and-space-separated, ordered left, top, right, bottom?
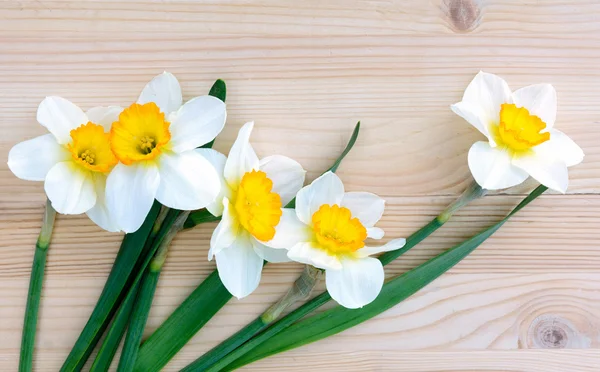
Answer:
117, 211, 190, 372
19, 199, 57, 372
181, 181, 486, 372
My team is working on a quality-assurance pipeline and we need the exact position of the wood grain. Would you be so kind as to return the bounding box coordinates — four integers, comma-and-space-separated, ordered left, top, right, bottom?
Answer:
1, 0, 599, 371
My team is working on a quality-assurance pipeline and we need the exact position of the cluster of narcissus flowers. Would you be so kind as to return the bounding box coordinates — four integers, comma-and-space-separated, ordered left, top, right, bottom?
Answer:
7, 71, 585, 309
206, 122, 405, 307
8, 72, 226, 233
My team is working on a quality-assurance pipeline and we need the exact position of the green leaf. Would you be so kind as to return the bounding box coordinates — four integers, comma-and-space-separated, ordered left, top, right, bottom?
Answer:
133, 270, 233, 372
60, 201, 162, 372
184, 208, 220, 229
327, 121, 360, 174
225, 185, 548, 370
89, 280, 141, 372
208, 78, 227, 102
134, 122, 362, 372
116, 269, 161, 372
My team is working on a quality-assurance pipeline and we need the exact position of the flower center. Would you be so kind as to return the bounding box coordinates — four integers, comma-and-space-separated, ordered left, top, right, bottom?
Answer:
311, 204, 367, 256
110, 102, 171, 165
494, 103, 550, 152
67, 122, 117, 173
234, 170, 283, 242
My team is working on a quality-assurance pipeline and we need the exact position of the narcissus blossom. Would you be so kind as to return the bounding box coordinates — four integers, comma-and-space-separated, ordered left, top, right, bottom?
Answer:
267, 172, 406, 309
205, 122, 306, 299
452, 71, 584, 193
8, 97, 122, 231
106, 72, 226, 233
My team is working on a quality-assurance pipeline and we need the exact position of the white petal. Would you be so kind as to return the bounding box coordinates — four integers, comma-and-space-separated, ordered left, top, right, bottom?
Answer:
224, 122, 260, 186
259, 155, 306, 206
367, 227, 385, 239
287, 242, 342, 271
263, 209, 311, 249
468, 141, 529, 190
295, 171, 345, 225
215, 235, 264, 299
450, 101, 495, 144
252, 239, 291, 263
512, 84, 557, 129
325, 257, 384, 309
341, 192, 385, 228
155, 151, 220, 211
209, 198, 239, 260
196, 148, 230, 217
548, 129, 584, 167
85, 106, 123, 131
106, 162, 160, 233
44, 162, 96, 214
37, 96, 88, 144
454, 71, 512, 132
168, 96, 227, 153
512, 152, 569, 194
85, 173, 119, 232
356, 238, 407, 258
7, 134, 69, 181
137, 72, 182, 115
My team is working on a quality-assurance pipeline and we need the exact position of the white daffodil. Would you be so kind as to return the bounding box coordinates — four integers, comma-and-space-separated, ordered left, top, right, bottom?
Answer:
452, 71, 584, 193
8, 97, 122, 231
106, 72, 226, 233
265, 171, 406, 309
203, 122, 306, 299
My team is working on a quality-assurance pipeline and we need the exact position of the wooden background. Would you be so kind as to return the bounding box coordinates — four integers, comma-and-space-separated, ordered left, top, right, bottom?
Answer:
1, 0, 599, 371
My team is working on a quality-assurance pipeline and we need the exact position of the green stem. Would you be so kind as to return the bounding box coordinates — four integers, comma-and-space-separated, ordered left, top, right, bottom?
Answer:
89, 279, 142, 372
195, 181, 486, 371
19, 199, 56, 372
181, 266, 322, 372
118, 211, 190, 372
60, 201, 161, 372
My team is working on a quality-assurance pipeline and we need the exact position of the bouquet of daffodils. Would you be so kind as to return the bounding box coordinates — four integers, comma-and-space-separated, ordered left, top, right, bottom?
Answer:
8, 71, 583, 372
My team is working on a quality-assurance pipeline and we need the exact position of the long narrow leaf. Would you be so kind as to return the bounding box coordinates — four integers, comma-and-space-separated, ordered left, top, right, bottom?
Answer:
134, 270, 232, 372
225, 186, 548, 370
134, 122, 362, 372
60, 201, 161, 372
117, 270, 160, 372
89, 279, 142, 372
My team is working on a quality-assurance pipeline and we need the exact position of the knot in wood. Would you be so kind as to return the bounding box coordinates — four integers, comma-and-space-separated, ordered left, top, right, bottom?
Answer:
443, 0, 482, 33
528, 315, 575, 349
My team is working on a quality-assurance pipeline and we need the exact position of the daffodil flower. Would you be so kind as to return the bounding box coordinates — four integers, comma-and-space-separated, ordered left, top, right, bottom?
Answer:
204, 122, 306, 299
105, 72, 226, 233
267, 171, 406, 309
8, 97, 122, 231
452, 71, 584, 193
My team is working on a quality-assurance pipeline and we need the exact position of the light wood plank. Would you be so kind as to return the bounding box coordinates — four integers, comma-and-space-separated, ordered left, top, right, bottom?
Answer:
2, 195, 599, 279
1, 0, 600, 371
2, 273, 600, 370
